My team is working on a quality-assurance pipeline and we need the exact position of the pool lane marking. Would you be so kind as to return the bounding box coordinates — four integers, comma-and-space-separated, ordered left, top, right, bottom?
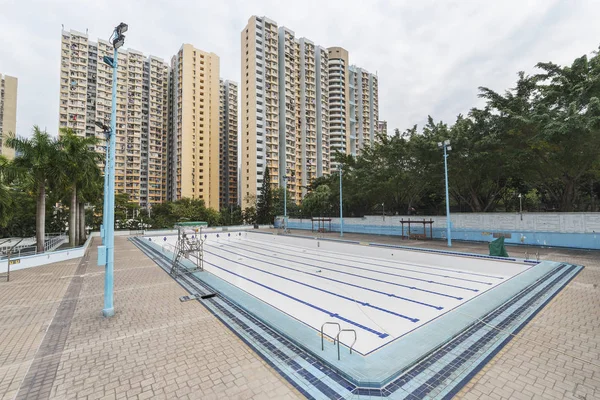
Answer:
201, 260, 389, 339
221, 241, 482, 293
201, 258, 391, 338
239, 238, 496, 285
211, 244, 445, 309
204, 249, 419, 324
232, 241, 493, 290
219, 242, 466, 299
242, 236, 505, 280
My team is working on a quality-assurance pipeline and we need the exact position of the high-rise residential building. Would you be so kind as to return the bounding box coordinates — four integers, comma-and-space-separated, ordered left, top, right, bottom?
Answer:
327, 47, 350, 170
0, 73, 17, 160
378, 120, 388, 138
327, 51, 380, 164
241, 16, 330, 207
219, 79, 238, 209
58, 29, 169, 208
168, 44, 221, 210
349, 66, 379, 156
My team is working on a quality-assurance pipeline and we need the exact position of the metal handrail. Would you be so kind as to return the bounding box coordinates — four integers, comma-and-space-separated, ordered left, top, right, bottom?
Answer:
321, 322, 341, 350
336, 329, 357, 360
1, 238, 23, 282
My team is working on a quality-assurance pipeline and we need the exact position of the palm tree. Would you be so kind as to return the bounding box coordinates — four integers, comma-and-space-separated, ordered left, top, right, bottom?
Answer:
0, 155, 15, 226
6, 126, 61, 253
77, 162, 102, 244
57, 128, 100, 247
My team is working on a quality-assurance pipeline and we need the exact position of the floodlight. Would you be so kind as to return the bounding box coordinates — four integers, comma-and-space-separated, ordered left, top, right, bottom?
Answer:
444, 139, 450, 146
94, 121, 109, 131
437, 142, 443, 148
446, 146, 452, 151
116, 22, 128, 34
113, 35, 125, 49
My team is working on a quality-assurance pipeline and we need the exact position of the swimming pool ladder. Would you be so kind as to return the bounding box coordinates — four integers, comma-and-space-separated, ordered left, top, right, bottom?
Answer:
336, 329, 357, 360
321, 322, 341, 350
321, 323, 357, 360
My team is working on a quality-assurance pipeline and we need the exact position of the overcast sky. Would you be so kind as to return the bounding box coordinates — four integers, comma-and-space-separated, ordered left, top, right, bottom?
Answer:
1, 0, 600, 138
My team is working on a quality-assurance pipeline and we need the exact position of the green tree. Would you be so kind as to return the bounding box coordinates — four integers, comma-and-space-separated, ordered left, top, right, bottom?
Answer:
301, 185, 332, 216
6, 127, 61, 252
479, 50, 600, 211
57, 128, 101, 246
0, 155, 15, 226
256, 166, 274, 224
220, 204, 244, 226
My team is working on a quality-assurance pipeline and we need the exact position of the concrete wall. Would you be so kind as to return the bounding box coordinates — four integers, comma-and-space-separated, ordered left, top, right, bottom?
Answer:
0, 235, 93, 274
277, 213, 600, 250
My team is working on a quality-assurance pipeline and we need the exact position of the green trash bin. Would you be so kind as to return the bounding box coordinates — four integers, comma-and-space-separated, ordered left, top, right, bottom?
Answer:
489, 236, 509, 257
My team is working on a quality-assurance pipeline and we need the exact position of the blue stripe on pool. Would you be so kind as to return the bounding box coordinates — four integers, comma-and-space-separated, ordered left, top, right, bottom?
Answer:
213, 244, 447, 309
202, 258, 391, 338
219, 241, 471, 298
231, 239, 486, 291
205, 249, 420, 324
241, 237, 504, 281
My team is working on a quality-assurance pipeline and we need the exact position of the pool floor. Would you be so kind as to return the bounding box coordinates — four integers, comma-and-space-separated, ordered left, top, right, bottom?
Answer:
133, 232, 583, 399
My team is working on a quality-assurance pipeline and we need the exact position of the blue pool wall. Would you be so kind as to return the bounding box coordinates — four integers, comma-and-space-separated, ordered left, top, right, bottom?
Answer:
275, 213, 600, 250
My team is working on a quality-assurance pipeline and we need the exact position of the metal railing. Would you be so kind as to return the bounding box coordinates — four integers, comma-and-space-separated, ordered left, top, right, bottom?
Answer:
0, 233, 68, 260
321, 322, 341, 350
336, 329, 357, 360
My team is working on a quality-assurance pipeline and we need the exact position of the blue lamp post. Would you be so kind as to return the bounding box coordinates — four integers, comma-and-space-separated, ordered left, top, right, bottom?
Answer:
283, 175, 289, 231
98, 22, 128, 318
339, 164, 343, 237
438, 140, 452, 247
94, 121, 110, 245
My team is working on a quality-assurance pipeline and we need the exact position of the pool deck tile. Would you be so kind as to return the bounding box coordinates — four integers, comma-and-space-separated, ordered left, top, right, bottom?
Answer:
0, 230, 599, 399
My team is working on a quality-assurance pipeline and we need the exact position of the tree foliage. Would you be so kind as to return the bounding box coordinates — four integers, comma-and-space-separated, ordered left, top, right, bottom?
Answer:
298, 47, 600, 215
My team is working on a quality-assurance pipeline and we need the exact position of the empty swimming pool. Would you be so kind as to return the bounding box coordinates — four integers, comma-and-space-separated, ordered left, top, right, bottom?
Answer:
134, 230, 582, 399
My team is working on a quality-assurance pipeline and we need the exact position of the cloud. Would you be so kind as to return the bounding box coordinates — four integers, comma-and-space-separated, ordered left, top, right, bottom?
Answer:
1, 0, 600, 137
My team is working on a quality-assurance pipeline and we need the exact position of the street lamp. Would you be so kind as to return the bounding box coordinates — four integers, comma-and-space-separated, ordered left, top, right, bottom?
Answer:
98, 22, 128, 318
94, 121, 110, 245
339, 164, 343, 237
438, 140, 452, 247
518, 193, 523, 221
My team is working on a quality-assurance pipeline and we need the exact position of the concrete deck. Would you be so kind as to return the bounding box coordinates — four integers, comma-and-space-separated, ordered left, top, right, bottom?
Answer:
1, 237, 301, 400
0, 230, 598, 399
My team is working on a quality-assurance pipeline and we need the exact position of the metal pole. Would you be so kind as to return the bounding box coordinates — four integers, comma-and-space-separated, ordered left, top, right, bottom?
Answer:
444, 145, 452, 247
103, 44, 118, 318
382, 202, 385, 221
519, 194, 523, 221
339, 165, 343, 237
101, 136, 109, 245
283, 177, 287, 231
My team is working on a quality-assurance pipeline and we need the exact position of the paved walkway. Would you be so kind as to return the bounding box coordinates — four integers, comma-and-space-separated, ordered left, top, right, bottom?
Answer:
1, 237, 301, 400
0, 231, 598, 399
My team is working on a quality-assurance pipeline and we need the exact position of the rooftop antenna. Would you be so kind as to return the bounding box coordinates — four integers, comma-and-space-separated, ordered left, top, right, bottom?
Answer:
86, 28, 88, 35
61, 24, 64, 30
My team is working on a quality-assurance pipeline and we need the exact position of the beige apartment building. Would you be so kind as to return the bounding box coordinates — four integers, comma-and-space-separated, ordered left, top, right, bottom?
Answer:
59, 29, 169, 209
327, 50, 380, 162
0, 74, 17, 160
378, 120, 388, 138
219, 79, 238, 209
327, 47, 350, 170
241, 16, 330, 207
167, 44, 221, 210
350, 65, 379, 156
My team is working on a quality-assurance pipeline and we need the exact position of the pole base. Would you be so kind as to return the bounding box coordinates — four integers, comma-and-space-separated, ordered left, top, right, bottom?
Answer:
102, 307, 115, 317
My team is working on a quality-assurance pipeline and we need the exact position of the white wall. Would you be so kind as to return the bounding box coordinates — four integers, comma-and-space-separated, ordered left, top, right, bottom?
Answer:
0, 235, 93, 274
290, 213, 600, 234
